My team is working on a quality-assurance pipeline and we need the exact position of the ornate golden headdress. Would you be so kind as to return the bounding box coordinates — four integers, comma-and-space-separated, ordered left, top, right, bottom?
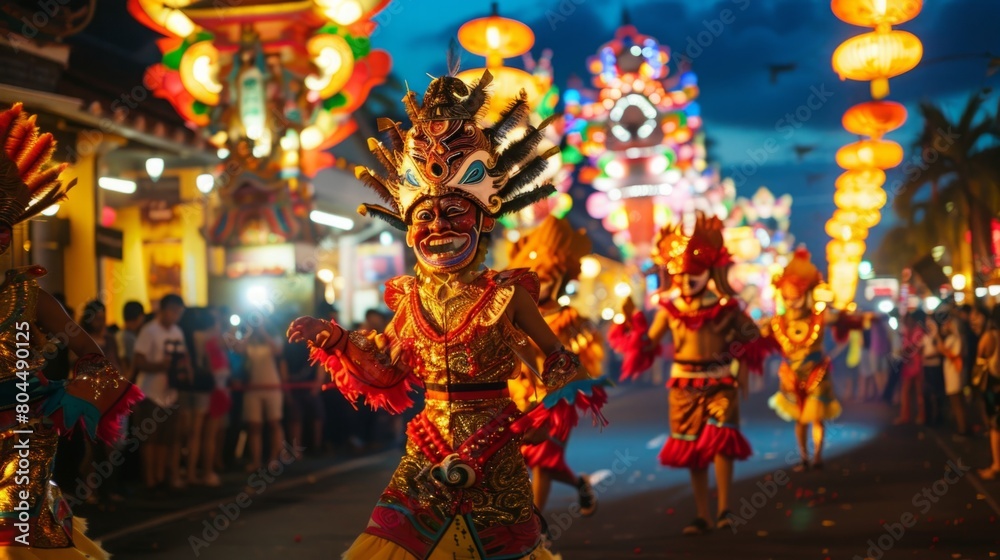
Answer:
652, 212, 732, 275
774, 247, 823, 292
507, 216, 592, 283
0, 103, 75, 227
355, 69, 559, 230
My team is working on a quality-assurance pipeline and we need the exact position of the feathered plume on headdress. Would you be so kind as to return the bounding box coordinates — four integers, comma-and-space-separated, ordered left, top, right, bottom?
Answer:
507, 216, 592, 282
651, 212, 732, 275
0, 103, 75, 227
355, 68, 559, 230
774, 247, 822, 291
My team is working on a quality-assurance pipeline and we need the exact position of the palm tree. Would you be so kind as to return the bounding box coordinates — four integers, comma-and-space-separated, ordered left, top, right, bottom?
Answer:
881, 90, 1000, 279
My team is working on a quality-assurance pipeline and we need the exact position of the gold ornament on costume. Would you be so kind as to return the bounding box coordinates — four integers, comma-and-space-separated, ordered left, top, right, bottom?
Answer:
771, 247, 825, 354
356, 69, 560, 230
771, 310, 824, 356
652, 212, 732, 275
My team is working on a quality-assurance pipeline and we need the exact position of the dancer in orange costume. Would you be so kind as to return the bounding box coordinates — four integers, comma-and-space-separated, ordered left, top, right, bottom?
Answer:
609, 212, 773, 535
287, 69, 606, 560
506, 216, 610, 516
765, 248, 873, 471
0, 103, 143, 559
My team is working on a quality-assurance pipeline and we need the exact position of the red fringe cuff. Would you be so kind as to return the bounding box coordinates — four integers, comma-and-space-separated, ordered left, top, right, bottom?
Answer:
608, 312, 658, 381
95, 384, 144, 444
310, 344, 415, 415
515, 383, 609, 441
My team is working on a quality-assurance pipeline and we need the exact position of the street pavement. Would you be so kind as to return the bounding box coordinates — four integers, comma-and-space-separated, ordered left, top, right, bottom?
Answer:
90, 381, 1000, 560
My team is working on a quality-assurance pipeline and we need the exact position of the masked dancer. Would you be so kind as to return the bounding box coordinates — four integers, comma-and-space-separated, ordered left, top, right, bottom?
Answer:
506, 216, 610, 516
287, 70, 607, 560
763, 248, 843, 471
609, 212, 773, 535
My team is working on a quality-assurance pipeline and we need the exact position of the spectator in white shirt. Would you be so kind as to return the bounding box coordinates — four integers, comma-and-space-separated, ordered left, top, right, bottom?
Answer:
938, 315, 969, 436
133, 294, 187, 491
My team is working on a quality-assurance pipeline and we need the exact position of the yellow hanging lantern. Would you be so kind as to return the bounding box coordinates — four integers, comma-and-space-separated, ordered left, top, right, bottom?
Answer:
828, 263, 861, 309
831, 0, 923, 28
828, 238, 867, 261
836, 139, 904, 170
456, 5, 542, 122
832, 208, 881, 229
457, 8, 535, 67
835, 168, 886, 190
825, 217, 869, 241
832, 29, 923, 99
835, 186, 887, 211
842, 100, 908, 139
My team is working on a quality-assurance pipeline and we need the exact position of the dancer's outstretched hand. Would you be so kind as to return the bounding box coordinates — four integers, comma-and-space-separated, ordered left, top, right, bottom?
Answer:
287, 316, 343, 349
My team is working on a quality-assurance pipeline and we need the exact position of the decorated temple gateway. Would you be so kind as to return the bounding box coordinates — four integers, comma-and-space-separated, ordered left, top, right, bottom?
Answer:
724, 186, 796, 319
563, 21, 793, 312
567, 22, 721, 265
129, 0, 391, 247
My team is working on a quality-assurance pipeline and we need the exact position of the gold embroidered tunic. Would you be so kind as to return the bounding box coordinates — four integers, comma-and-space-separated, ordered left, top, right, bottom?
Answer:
311, 269, 565, 559
0, 266, 141, 556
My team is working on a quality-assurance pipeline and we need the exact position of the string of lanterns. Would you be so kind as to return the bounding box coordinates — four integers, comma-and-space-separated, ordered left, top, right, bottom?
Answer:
827, 0, 923, 309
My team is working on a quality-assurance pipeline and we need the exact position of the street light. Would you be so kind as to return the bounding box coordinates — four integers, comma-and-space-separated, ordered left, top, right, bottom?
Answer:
196, 173, 215, 194
310, 210, 355, 231
145, 157, 165, 182
98, 177, 137, 194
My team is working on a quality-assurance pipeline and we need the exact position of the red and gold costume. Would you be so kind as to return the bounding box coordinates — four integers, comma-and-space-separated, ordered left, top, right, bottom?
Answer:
0, 104, 142, 558
765, 249, 842, 425
288, 71, 605, 559
610, 214, 771, 470
505, 216, 610, 508
609, 213, 772, 532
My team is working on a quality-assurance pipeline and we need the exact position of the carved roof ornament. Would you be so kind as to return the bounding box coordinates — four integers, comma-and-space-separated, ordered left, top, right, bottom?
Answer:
0, 0, 96, 44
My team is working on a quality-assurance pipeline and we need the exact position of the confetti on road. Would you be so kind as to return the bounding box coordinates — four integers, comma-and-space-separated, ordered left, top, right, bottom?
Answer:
646, 434, 668, 450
